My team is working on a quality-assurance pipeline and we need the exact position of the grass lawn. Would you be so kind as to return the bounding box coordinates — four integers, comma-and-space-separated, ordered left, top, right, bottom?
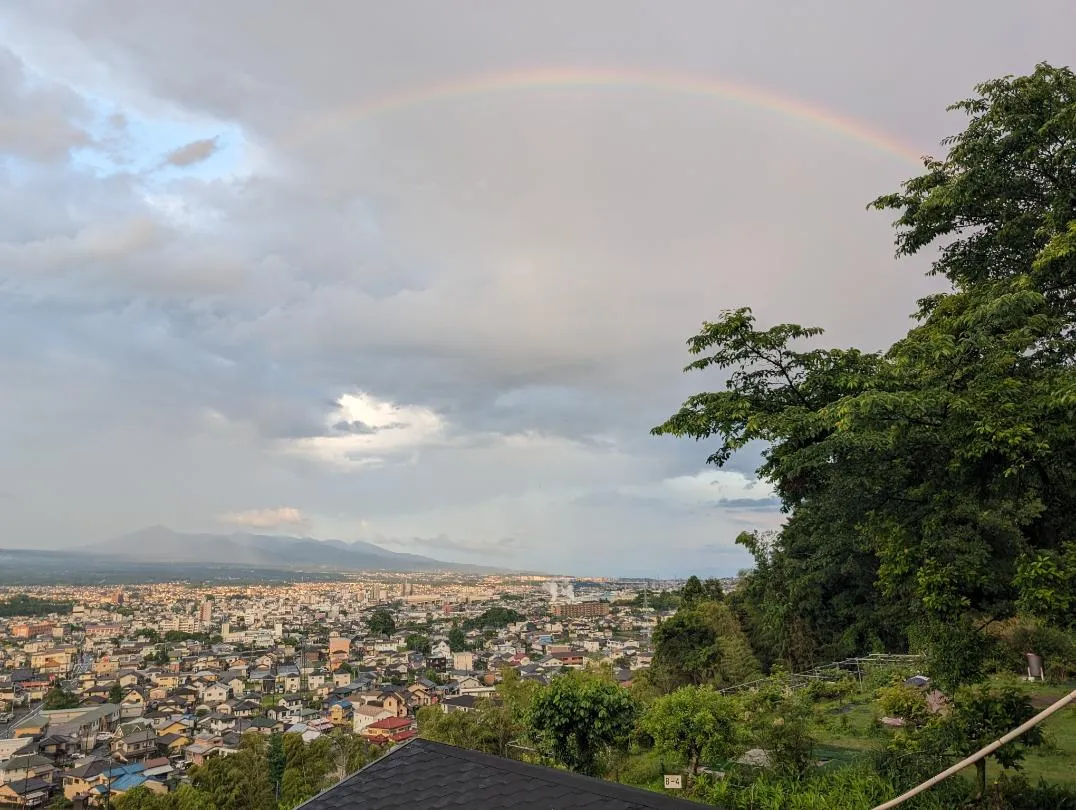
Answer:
974, 680, 1076, 787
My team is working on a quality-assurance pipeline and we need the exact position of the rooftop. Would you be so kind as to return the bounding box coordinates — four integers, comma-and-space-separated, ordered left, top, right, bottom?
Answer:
298, 738, 707, 809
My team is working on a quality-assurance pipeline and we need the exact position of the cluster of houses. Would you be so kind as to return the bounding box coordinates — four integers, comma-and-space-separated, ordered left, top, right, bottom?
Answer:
0, 585, 662, 807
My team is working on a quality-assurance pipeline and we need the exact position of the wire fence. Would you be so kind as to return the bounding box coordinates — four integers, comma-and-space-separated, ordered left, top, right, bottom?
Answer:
718, 652, 923, 695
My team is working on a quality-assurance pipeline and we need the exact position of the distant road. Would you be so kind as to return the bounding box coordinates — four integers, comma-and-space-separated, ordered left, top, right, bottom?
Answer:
0, 703, 41, 738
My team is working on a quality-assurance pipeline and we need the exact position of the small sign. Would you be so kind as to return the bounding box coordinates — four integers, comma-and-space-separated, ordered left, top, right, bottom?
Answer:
664, 775, 683, 789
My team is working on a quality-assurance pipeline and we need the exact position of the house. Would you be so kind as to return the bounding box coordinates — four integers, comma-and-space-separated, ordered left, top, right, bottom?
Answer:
183, 740, 221, 766
360, 716, 417, 744
371, 691, 408, 718
36, 734, 81, 760
549, 650, 585, 668
202, 683, 231, 704
155, 732, 190, 757
451, 676, 496, 697
111, 720, 157, 760
328, 701, 353, 726
0, 777, 50, 808
141, 758, 174, 780
0, 753, 56, 788
451, 651, 474, 671
100, 763, 166, 803
298, 738, 713, 809
60, 758, 110, 801
352, 704, 394, 734
405, 683, 433, 708
278, 694, 304, 712
232, 699, 262, 718
440, 695, 480, 714
42, 703, 122, 753
120, 688, 149, 718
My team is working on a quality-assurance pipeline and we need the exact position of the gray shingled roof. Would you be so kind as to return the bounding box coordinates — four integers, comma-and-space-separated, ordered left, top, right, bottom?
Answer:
298, 738, 707, 809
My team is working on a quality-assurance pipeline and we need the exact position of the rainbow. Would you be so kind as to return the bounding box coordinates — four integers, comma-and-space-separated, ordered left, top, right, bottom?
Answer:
279, 66, 926, 166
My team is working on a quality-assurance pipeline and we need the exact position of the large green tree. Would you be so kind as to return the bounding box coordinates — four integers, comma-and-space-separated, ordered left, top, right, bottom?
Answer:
367, 610, 395, 636
651, 600, 760, 689
641, 685, 741, 778
528, 672, 638, 777
654, 64, 1076, 685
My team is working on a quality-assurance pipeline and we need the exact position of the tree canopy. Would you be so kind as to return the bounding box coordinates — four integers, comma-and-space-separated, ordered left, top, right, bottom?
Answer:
528, 671, 638, 776
367, 609, 396, 636
654, 64, 1076, 683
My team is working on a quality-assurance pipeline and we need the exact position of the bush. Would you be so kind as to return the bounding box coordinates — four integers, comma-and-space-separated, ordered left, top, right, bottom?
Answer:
990, 618, 1076, 681
985, 773, 1076, 810
875, 685, 931, 729
701, 762, 955, 810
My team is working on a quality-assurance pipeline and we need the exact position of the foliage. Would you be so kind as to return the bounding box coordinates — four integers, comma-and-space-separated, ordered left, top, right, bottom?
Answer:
621, 589, 680, 611
654, 64, 1076, 683
640, 685, 741, 776
701, 760, 955, 810
367, 609, 395, 636
922, 685, 1044, 799
109, 683, 125, 704
875, 684, 931, 730
163, 631, 218, 644
189, 733, 275, 810
462, 607, 525, 631
418, 669, 537, 759
447, 624, 468, 652
267, 732, 285, 797
680, 575, 724, 608
990, 617, 1076, 681
405, 633, 431, 655
651, 600, 760, 689
279, 731, 325, 808
0, 593, 73, 617
113, 784, 219, 810
529, 671, 638, 776
984, 773, 1076, 810
739, 675, 817, 777
42, 687, 79, 710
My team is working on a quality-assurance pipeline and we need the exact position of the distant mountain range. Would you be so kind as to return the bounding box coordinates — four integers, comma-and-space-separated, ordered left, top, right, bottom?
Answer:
81, 526, 500, 573
0, 526, 506, 585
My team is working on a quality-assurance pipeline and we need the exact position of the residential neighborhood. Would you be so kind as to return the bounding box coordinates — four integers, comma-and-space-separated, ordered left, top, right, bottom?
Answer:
0, 575, 705, 807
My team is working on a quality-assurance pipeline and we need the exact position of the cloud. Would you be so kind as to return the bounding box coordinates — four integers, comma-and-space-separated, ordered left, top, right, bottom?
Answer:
0, 1, 1069, 574
283, 392, 447, 467
161, 136, 219, 167
0, 46, 92, 162
616, 470, 781, 510
219, 507, 309, 530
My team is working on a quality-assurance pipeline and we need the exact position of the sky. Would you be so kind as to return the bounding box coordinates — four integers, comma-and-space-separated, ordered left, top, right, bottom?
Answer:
0, 2, 1072, 577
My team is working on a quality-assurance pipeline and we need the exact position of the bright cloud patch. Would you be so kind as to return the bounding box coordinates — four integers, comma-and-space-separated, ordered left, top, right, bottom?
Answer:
619, 469, 778, 508
219, 506, 308, 530
286, 392, 446, 467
